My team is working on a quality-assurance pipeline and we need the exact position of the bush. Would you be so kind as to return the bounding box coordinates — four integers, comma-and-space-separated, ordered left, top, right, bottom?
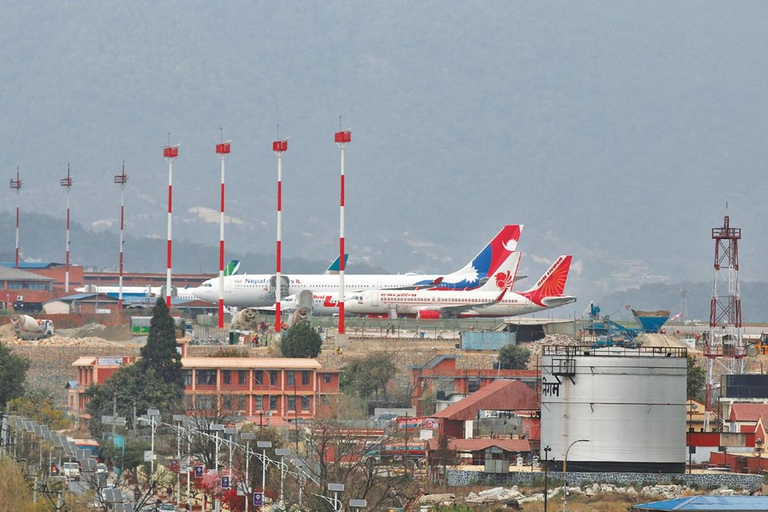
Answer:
280, 322, 322, 358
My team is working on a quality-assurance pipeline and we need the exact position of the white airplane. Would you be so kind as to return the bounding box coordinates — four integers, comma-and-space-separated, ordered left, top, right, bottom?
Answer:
344, 255, 576, 319
191, 225, 524, 308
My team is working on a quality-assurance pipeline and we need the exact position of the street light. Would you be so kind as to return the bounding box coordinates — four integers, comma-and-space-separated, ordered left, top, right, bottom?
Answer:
350, 498, 367, 511
101, 415, 126, 479
224, 427, 237, 490
257, 441, 272, 507
240, 432, 255, 512
275, 448, 290, 509
137, 409, 160, 476
328, 482, 345, 512
173, 414, 186, 505
562, 439, 589, 512
210, 423, 225, 512
543, 445, 551, 512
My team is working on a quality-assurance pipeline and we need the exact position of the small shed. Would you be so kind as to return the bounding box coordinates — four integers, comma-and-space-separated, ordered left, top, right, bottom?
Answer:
484, 445, 510, 473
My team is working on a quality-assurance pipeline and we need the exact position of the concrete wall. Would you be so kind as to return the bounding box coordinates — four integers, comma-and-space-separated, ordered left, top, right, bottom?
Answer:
446, 469, 764, 491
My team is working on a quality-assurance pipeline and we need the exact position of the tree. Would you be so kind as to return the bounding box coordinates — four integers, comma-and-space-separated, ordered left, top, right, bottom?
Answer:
687, 355, 706, 402
85, 364, 182, 439
138, 298, 183, 392
280, 321, 322, 358
341, 352, 397, 401
8, 387, 68, 430
0, 342, 30, 409
497, 344, 530, 370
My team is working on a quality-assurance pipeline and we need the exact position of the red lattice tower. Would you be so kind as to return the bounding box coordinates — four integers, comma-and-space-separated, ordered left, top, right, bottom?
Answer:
704, 215, 743, 431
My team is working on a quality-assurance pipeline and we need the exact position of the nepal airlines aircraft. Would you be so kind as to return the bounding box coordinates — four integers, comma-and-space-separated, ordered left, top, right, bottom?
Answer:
344, 255, 576, 319
192, 225, 523, 308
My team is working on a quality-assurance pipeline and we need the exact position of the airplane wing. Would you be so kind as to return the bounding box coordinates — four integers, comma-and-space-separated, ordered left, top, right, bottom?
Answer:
387, 277, 445, 291
414, 288, 509, 317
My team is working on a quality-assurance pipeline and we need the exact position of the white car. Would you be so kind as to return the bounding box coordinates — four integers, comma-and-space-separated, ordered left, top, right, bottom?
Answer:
62, 461, 80, 481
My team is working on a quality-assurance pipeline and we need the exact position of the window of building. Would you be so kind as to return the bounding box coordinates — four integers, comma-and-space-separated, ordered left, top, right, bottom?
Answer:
302, 371, 310, 386
287, 396, 296, 411
323, 374, 332, 384
302, 396, 310, 411
270, 396, 278, 411
183, 370, 193, 386
270, 371, 279, 387
8, 283, 24, 289
254, 370, 263, 385
196, 370, 217, 386
196, 395, 215, 410
223, 395, 232, 409
254, 395, 263, 410
222, 370, 231, 385
237, 396, 246, 411
468, 378, 481, 393
286, 371, 295, 386
238, 370, 247, 385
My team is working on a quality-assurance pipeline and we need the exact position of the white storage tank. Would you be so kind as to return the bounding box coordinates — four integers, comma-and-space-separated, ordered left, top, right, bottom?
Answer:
540, 345, 687, 473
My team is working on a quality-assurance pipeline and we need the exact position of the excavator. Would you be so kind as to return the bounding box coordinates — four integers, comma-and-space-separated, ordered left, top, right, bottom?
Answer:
747, 332, 768, 357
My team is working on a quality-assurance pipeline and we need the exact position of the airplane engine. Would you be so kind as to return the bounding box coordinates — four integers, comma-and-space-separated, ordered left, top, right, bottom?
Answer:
232, 307, 260, 330
417, 310, 441, 320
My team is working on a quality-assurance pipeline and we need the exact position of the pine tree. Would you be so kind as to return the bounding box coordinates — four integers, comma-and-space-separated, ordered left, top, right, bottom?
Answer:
280, 321, 323, 358
138, 298, 183, 393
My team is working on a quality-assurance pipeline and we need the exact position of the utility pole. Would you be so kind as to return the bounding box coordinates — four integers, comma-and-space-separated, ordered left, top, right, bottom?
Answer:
543, 445, 551, 512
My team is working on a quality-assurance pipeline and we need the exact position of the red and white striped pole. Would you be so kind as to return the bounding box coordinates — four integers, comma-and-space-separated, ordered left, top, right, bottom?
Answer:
163, 144, 180, 308
334, 128, 352, 337
60, 165, 73, 293
10, 168, 21, 269
273, 137, 288, 333
216, 141, 232, 329
114, 164, 128, 311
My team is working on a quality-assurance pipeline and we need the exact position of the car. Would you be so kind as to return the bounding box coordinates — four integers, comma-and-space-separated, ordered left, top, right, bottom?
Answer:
95, 463, 108, 475
62, 461, 80, 481
158, 504, 176, 511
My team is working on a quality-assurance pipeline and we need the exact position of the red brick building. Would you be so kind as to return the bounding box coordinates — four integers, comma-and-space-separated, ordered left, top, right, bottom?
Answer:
411, 354, 539, 416
68, 355, 340, 429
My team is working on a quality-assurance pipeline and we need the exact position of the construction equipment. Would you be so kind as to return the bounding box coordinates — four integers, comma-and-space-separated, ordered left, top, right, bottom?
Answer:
747, 332, 768, 357
10, 314, 54, 340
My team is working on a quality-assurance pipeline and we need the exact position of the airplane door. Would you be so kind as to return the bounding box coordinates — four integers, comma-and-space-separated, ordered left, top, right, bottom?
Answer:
224, 277, 232, 293
372, 290, 379, 307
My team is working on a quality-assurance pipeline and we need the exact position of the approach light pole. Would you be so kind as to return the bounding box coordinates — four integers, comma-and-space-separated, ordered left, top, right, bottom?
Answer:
216, 139, 231, 329
240, 432, 255, 512
334, 125, 351, 344
273, 134, 288, 334
60, 165, 73, 292
114, 164, 128, 311
10, 168, 21, 269
163, 141, 180, 308
257, 440, 272, 507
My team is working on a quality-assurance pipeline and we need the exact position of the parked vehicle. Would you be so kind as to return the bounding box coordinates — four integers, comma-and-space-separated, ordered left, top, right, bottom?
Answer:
61, 461, 80, 481
10, 314, 54, 340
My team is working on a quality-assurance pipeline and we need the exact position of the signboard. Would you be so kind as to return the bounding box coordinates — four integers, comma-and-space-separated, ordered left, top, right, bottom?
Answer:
98, 357, 124, 366
143, 451, 154, 462
397, 417, 439, 430
253, 492, 263, 506
419, 429, 434, 440
195, 466, 204, 478
221, 476, 230, 489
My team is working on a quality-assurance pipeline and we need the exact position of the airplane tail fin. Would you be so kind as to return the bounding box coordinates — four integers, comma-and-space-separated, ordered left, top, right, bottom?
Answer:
521, 255, 573, 306
479, 252, 522, 292
223, 260, 241, 277
324, 254, 349, 275
451, 225, 523, 278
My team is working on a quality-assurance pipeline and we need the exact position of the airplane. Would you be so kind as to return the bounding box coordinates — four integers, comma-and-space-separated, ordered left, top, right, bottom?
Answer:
191, 225, 524, 308
344, 255, 576, 319
75, 259, 244, 300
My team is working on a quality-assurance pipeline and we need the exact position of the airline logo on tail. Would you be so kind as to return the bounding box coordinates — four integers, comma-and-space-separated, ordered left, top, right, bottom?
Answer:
521, 255, 573, 307
224, 260, 241, 277
424, 224, 523, 290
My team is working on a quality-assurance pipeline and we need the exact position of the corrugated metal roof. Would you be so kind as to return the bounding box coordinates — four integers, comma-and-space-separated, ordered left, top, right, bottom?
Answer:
71, 357, 97, 367
432, 379, 539, 421
181, 357, 322, 369
0, 265, 54, 281
1, 262, 61, 269
633, 496, 768, 511
47, 293, 118, 303
730, 403, 768, 422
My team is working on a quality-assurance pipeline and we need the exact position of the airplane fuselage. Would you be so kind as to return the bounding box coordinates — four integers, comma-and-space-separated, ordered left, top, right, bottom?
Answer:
344, 289, 576, 318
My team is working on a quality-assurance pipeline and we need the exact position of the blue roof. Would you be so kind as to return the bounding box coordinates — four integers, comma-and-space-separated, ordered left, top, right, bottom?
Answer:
0, 262, 61, 269
633, 496, 768, 511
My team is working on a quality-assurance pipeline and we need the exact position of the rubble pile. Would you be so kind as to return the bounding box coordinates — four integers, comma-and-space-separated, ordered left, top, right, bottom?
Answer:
56, 323, 132, 341
464, 483, 751, 505
1, 334, 119, 347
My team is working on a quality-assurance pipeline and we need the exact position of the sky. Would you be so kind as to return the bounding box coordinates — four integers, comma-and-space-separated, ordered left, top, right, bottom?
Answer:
0, 1, 766, 311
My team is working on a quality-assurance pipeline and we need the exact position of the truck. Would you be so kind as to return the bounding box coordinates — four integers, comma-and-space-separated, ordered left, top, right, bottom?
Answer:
747, 332, 768, 357
10, 314, 54, 340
